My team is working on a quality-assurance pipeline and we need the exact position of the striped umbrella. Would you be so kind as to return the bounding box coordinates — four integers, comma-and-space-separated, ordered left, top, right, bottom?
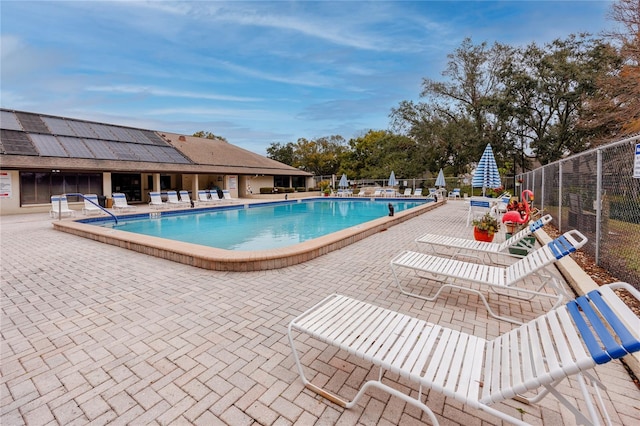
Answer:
472, 144, 501, 196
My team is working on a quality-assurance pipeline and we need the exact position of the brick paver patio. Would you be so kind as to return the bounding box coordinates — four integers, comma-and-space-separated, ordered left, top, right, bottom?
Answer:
2, 201, 638, 425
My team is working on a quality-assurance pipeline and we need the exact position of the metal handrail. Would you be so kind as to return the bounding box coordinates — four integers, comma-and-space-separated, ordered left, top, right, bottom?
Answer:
61, 193, 118, 224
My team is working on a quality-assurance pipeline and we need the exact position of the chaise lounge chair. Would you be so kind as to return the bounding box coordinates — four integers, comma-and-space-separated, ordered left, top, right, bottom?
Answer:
288, 282, 640, 426
149, 192, 166, 209
197, 190, 214, 205
82, 194, 103, 215
167, 190, 189, 207
112, 193, 137, 212
412, 188, 423, 197
50, 195, 75, 218
179, 190, 194, 207
391, 230, 587, 323
415, 214, 553, 263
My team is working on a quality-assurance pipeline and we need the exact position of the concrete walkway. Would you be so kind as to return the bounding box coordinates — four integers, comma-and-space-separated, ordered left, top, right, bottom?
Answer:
1, 201, 638, 425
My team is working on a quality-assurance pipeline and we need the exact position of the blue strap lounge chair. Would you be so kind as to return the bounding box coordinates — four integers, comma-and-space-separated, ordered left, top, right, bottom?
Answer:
391, 230, 587, 324
415, 214, 553, 262
288, 282, 640, 426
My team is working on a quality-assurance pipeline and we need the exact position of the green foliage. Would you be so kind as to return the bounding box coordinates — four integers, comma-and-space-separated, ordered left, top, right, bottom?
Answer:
472, 212, 501, 236
193, 130, 227, 142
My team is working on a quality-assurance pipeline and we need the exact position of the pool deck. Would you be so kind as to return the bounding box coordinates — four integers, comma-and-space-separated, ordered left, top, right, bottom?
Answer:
1, 200, 639, 425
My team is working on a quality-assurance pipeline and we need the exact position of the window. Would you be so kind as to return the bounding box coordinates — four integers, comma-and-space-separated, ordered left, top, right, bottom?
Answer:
20, 171, 103, 205
274, 176, 289, 187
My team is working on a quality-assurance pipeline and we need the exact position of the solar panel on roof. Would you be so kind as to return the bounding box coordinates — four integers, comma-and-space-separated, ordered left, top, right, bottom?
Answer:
109, 142, 139, 161
41, 117, 76, 136
128, 143, 160, 162
160, 146, 191, 164
0, 111, 23, 130
83, 139, 118, 159
30, 134, 69, 157
124, 128, 151, 144
67, 121, 97, 139
57, 136, 95, 159
144, 145, 175, 162
15, 112, 50, 133
108, 126, 134, 142
89, 123, 117, 140
142, 130, 168, 146
0, 129, 39, 155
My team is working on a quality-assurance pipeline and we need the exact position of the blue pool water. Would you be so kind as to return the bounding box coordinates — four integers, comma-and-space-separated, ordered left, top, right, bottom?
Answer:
92, 199, 428, 250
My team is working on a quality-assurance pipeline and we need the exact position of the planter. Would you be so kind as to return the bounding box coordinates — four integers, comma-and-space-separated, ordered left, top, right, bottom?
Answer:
506, 232, 536, 256
473, 227, 495, 242
504, 222, 521, 234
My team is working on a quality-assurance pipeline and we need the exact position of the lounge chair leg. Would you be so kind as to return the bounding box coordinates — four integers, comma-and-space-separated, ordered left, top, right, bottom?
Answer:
289, 325, 441, 424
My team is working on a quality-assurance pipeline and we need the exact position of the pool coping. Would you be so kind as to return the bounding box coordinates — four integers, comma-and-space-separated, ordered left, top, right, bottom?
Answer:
52, 197, 445, 271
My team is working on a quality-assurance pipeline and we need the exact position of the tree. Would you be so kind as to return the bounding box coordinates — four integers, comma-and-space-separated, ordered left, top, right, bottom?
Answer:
579, 0, 640, 137
500, 35, 620, 164
266, 142, 296, 166
294, 136, 347, 176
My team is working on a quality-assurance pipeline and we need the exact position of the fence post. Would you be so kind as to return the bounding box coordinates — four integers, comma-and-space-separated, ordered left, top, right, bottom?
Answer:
595, 149, 603, 265
558, 162, 563, 233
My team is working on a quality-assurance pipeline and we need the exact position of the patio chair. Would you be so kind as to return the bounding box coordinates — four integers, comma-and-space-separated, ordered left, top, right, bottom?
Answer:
82, 194, 102, 215
466, 198, 498, 226
288, 282, 640, 426
149, 192, 166, 209
402, 188, 412, 197
112, 193, 137, 212
197, 190, 214, 204
372, 189, 383, 197
415, 214, 553, 263
167, 190, 189, 207
222, 189, 239, 202
179, 190, 194, 207
412, 188, 423, 197
50, 195, 75, 218
390, 229, 587, 323
448, 188, 461, 199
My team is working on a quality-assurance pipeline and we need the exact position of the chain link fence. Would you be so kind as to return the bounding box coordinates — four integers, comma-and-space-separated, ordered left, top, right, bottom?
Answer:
519, 135, 640, 289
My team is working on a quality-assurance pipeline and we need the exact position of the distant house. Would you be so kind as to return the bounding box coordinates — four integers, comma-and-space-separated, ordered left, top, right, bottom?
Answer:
0, 109, 311, 215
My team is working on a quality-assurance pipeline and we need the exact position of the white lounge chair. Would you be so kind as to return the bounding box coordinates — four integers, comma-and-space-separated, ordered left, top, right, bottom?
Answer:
372, 189, 383, 197
197, 190, 214, 204
401, 188, 412, 197
391, 229, 587, 323
415, 214, 553, 263
448, 188, 461, 199
167, 190, 189, 207
412, 188, 423, 197
288, 282, 640, 426
383, 188, 396, 197
112, 193, 137, 212
222, 189, 239, 202
149, 192, 166, 209
179, 190, 193, 207
50, 195, 75, 218
82, 194, 102, 215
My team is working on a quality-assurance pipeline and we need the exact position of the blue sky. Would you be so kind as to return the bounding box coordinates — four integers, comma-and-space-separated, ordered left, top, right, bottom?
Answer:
1, 1, 613, 155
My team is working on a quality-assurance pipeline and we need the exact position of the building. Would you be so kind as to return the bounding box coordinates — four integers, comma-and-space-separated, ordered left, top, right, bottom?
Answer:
0, 109, 312, 215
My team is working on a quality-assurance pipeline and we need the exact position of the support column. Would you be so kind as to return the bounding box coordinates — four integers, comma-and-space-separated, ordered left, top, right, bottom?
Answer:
103, 172, 112, 196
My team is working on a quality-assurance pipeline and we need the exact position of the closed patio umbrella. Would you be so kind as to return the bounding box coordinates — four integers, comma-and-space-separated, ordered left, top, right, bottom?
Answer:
339, 174, 348, 188
388, 171, 398, 187
435, 168, 446, 188
472, 144, 501, 196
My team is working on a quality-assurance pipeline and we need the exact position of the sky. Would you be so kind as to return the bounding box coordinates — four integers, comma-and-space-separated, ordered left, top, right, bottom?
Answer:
1, 1, 614, 155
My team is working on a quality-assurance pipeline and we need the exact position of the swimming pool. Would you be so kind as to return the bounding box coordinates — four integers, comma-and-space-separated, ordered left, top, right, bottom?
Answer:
53, 197, 442, 271
95, 199, 425, 250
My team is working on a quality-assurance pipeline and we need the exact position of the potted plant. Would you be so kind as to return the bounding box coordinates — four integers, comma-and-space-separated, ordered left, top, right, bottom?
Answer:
323, 188, 331, 197
472, 212, 500, 242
